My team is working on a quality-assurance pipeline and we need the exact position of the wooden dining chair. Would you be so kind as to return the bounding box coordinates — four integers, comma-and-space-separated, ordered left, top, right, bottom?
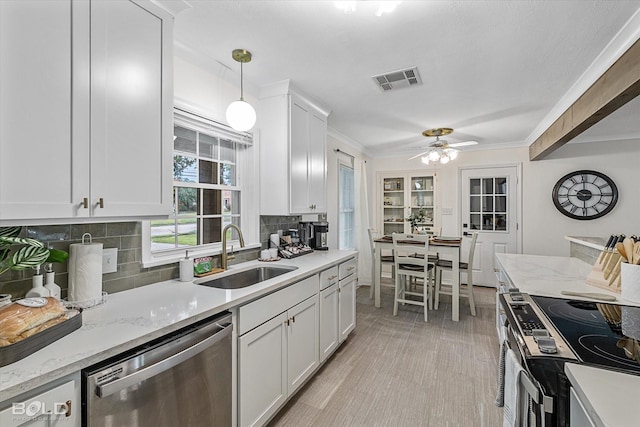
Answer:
434, 232, 478, 316
392, 233, 434, 322
368, 228, 395, 299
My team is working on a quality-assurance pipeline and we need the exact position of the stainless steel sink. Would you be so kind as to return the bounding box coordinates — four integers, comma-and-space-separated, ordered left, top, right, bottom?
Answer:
198, 265, 297, 290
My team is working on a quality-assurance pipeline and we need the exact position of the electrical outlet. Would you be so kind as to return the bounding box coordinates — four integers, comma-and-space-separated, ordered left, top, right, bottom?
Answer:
442, 207, 453, 215
102, 248, 118, 274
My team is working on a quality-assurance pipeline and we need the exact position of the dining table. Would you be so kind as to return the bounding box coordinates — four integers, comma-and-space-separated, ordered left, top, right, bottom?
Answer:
373, 235, 463, 321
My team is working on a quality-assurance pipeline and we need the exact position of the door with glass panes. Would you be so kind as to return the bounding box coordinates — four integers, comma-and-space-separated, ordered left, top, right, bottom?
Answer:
461, 167, 519, 286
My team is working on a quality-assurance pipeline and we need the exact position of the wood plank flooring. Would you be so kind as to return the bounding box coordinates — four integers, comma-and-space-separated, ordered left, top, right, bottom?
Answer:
268, 281, 503, 427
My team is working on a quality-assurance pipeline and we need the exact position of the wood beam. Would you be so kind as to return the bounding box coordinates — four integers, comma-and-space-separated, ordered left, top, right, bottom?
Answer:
529, 38, 640, 160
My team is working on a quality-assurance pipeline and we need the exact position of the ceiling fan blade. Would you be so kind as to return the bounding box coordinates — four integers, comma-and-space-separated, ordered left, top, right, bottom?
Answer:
408, 150, 430, 160
448, 140, 478, 148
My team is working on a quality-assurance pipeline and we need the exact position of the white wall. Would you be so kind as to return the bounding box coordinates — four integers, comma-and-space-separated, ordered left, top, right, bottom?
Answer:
371, 139, 640, 256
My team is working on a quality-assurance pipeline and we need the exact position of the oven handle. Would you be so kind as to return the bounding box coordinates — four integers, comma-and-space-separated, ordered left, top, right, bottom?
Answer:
96, 322, 232, 398
519, 369, 554, 427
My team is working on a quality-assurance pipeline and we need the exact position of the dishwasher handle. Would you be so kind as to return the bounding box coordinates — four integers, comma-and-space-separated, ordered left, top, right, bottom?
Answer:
96, 322, 232, 398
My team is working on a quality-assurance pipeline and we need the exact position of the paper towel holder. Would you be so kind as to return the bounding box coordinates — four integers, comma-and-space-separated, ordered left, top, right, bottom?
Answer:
82, 233, 93, 244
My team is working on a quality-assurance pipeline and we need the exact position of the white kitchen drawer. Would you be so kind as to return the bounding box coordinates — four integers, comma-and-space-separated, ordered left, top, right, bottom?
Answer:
238, 274, 319, 335
339, 258, 357, 280
319, 266, 339, 291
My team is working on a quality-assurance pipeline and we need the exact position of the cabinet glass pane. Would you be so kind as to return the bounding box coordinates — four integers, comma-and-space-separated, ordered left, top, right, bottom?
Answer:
470, 195, 481, 212
470, 214, 481, 230
220, 139, 235, 163
199, 134, 218, 160
496, 196, 507, 212
482, 178, 494, 194
220, 163, 236, 186
495, 177, 507, 194
202, 189, 221, 215
199, 159, 218, 184
496, 214, 507, 231
412, 176, 429, 190
174, 155, 197, 182
482, 196, 494, 212
202, 217, 221, 244
470, 179, 481, 195
174, 126, 197, 154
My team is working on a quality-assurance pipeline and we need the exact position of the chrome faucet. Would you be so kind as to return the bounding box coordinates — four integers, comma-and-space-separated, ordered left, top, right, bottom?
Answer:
221, 223, 245, 270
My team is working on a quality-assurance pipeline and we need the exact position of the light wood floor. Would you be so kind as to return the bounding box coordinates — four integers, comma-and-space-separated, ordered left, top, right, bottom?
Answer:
268, 281, 503, 427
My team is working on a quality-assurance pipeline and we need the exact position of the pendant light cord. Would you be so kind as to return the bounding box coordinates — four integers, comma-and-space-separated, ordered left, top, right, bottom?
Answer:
240, 62, 245, 101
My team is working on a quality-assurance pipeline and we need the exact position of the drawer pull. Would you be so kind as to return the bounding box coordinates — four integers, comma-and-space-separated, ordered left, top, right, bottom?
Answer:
82, 198, 88, 209
327, 275, 338, 280
97, 198, 104, 208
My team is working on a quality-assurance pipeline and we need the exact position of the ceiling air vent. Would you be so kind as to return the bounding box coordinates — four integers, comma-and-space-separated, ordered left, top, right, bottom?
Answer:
372, 67, 422, 92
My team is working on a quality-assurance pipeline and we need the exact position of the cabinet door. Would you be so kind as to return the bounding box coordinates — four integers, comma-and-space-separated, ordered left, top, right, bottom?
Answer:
0, 0, 90, 222
339, 276, 356, 342
0, 379, 77, 427
89, 0, 173, 218
289, 94, 311, 214
238, 312, 288, 427
287, 296, 319, 395
307, 110, 327, 212
319, 283, 339, 362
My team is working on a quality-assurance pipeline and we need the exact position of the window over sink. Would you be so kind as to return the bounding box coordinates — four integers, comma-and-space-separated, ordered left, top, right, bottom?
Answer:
142, 107, 257, 266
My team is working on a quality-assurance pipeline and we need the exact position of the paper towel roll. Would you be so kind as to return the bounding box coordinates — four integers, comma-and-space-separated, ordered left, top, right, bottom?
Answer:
270, 233, 280, 248
179, 258, 194, 282
68, 240, 103, 303
621, 263, 640, 304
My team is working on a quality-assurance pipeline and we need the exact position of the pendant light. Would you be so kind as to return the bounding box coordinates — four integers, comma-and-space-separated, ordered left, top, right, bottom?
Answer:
226, 49, 256, 132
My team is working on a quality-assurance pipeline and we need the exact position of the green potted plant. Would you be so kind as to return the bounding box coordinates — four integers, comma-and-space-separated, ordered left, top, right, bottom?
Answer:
406, 209, 425, 233
0, 227, 69, 276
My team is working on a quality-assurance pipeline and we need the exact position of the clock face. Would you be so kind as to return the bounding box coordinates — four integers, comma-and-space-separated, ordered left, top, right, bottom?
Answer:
552, 170, 618, 220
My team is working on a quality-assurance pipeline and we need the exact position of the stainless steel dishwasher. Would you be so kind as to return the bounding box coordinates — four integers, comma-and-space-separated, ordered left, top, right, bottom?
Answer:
82, 312, 232, 427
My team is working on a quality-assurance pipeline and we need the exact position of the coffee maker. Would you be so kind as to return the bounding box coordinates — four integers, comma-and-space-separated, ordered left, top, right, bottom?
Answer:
298, 221, 329, 250
311, 221, 329, 250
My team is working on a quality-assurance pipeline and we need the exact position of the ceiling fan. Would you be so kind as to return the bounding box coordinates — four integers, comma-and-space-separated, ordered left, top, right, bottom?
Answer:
409, 128, 478, 164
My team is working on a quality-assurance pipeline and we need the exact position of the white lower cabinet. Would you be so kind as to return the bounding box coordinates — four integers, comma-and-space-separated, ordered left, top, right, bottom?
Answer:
0, 374, 79, 427
238, 276, 319, 427
319, 261, 356, 363
569, 387, 596, 427
338, 273, 356, 342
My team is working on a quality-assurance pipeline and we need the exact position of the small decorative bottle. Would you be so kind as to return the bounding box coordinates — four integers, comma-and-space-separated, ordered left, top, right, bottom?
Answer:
44, 263, 61, 299
26, 265, 50, 298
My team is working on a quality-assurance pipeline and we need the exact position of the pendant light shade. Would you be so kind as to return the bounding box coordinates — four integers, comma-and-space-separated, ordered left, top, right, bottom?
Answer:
226, 100, 256, 132
226, 49, 256, 131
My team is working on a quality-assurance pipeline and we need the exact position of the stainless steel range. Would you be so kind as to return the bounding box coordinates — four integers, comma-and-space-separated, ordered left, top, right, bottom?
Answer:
500, 292, 640, 426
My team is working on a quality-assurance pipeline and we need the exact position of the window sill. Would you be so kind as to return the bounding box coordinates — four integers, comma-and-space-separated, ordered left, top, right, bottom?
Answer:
141, 242, 262, 268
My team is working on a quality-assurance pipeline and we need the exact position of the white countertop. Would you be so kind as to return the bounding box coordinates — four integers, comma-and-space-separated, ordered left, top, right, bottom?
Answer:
496, 253, 640, 306
565, 363, 640, 427
0, 250, 357, 402
565, 236, 607, 251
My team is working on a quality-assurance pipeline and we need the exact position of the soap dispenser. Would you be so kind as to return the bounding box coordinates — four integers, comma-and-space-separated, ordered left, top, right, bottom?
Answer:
26, 265, 50, 298
44, 263, 61, 299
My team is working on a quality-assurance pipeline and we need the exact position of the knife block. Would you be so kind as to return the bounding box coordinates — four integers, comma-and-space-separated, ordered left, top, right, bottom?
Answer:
586, 252, 622, 293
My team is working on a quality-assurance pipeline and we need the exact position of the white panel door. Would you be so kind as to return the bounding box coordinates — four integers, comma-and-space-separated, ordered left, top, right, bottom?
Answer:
0, 0, 90, 221
90, 0, 172, 217
308, 110, 327, 212
238, 312, 288, 427
339, 276, 356, 341
319, 283, 339, 361
461, 166, 520, 286
287, 296, 319, 395
289, 94, 310, 213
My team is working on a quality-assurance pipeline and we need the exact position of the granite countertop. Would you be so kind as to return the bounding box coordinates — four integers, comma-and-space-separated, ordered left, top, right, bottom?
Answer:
0, 250, 357, 402
496, 253, 640, 306
565, 363, 640, 427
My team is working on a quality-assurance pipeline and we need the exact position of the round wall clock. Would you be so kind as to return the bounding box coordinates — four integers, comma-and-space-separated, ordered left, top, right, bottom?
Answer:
552, 170, 618, 220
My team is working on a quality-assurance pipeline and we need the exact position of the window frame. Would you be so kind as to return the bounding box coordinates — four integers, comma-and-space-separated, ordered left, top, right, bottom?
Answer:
338, 159, 355, 250
141, 106, 260, 268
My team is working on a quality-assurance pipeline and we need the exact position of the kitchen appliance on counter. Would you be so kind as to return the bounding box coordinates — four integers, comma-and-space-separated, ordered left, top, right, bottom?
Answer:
500, 292, 640, 426
82, 312, 232, 426
298, 221, 329, 250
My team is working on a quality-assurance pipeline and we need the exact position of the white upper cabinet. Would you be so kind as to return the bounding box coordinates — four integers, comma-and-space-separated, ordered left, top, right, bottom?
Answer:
259, 80, 330, 215
0, 0, 173, 224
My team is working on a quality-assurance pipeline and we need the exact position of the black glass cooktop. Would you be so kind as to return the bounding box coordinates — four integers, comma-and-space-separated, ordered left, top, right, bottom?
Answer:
532, 296, 640, 375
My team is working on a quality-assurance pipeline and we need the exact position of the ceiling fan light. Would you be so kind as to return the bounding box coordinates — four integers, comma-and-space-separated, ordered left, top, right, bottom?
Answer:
421, 156, 430, 165
428, 150, 440, 162
226, 100, 256, 131
446, 148, 459, 160
440, 154, 450, 164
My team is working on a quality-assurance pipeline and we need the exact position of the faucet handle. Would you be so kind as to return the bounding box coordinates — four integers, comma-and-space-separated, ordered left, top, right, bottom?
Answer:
228, 244, 235, 261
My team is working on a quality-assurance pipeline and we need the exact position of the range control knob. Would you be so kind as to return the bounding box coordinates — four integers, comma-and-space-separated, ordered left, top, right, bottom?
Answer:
537, 337, 558, 354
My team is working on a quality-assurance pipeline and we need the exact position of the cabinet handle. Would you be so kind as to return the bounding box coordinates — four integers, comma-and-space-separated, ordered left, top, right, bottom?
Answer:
309, 204, 314, 209
285, 319, 290, 326
347, 266, 355, 271
97, 198, 104, 208
64, 400, 72, 417
494, 268, 499, 272
498, 281, 505, 286
292, 315, 296, 323
328, 275, 338, 280
82, 198, 88, 209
